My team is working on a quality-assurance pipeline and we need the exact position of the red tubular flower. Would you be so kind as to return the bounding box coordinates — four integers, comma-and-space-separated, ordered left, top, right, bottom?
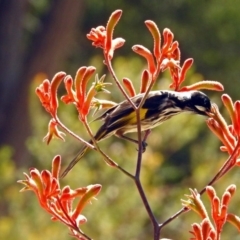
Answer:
18, 155, 62, 209
187, 185, 240, 240
132, 45, 156, 75
145, 20, 161, 60
207, 95, 240, 161
86, 26, 106, 48
207, 112, 235, 154
75, 67, 88, 102
206, 185, 237, 235
61, 67, 112, 122
227, 214, 240, 231
161, 58, 180, 72
61, 67, 96, 121
168, 41, 179, 57
131, 23, 179, 84
190, 223, 202, 240
179, 81, 224, 92
160, 29, 181, 73
43, 119, 66, 144
213, 99, 240, 173
235, 101, 240, 136
105, 10, 122, 58
61, 75, 75, 104
86, 10, 125, 61
140, 70, 150, 93
162, 28, 174, 55
18, 155, 102, 239
177, 58, 194, 87
190, 219, 216, 240
122, 78, 136, 97
80, 67, 95, 100
222, 95, 240, 137
36, 72, 66, 118
81, 85, 96, 118
111, 37, 125, 50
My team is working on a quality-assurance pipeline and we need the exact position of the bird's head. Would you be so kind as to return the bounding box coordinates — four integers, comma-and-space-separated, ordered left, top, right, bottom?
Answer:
180, 91, 212, 116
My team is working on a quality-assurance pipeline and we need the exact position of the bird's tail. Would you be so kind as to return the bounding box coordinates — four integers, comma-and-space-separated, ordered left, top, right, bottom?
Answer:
60, 143, 89, 178
60, 124, 109, 178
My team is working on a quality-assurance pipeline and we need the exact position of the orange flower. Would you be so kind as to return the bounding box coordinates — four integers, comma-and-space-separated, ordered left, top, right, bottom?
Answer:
86, 10, 125, 60
43, 119, 65, 144
184, 185, 240, 240
132, 45, 156, 75
35, 72, 66, 117
18, 155, 102, 239
87, 26, 106, 48
61, 68, 111, 121
207, 96, 240, 156
190, 219, 216, 240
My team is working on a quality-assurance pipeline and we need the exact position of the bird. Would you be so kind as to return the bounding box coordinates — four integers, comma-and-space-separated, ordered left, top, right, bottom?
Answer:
61, 90, 212, 178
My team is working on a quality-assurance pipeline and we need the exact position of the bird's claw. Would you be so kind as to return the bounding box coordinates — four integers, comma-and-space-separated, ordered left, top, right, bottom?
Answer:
136, 141, 148, 153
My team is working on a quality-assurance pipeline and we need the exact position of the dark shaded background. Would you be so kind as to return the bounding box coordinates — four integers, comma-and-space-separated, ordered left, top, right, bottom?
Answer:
1, 0, 240, 239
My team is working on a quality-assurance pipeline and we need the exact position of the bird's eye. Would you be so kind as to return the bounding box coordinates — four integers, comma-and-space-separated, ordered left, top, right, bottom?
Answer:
195, 105, 206, 112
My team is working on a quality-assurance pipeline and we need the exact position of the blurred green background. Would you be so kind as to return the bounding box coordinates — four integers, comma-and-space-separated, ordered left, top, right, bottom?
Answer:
1, 0, 240, 239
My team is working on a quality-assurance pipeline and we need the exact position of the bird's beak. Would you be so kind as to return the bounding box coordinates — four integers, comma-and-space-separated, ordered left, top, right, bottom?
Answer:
205, 105, 215, 117
205, 111, 213, 117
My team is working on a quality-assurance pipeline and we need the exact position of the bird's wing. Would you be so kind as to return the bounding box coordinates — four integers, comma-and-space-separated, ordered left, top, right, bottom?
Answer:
94, 91, 170, 124
93, 91, 174, 137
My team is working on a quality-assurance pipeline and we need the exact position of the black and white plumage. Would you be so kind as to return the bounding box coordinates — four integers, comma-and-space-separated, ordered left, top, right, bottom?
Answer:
61, 90, 211, 178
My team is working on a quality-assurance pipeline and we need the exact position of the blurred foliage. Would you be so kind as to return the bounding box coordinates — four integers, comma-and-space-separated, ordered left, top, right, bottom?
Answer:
2, 0, 240, 239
